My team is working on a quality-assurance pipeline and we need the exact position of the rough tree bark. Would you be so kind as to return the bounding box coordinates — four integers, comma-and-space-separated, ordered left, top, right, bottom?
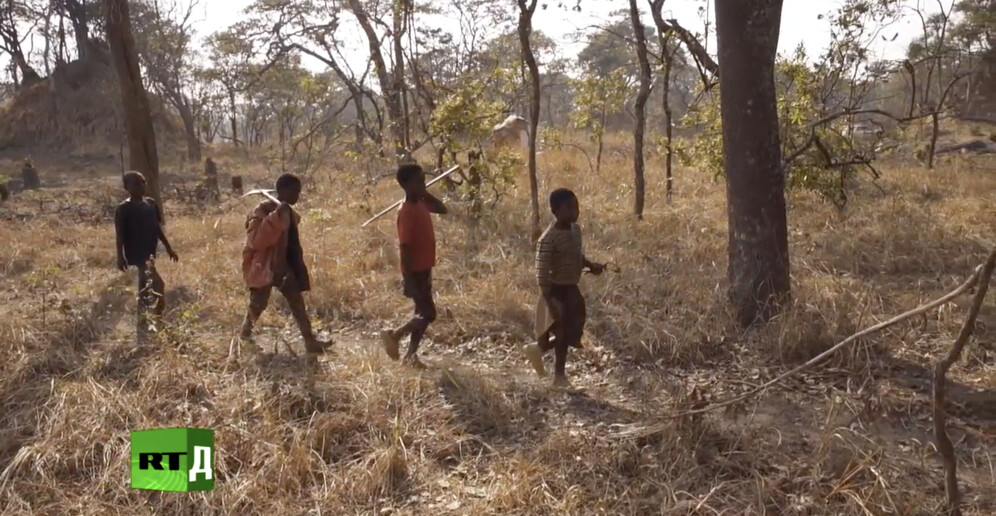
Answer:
629, 0, 651, 220
517, 0, 542, 241
716, 0, 789, 326
105, 0, 162, 213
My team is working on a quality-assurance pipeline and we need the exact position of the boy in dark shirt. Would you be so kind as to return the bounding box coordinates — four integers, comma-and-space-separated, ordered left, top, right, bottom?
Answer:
380, 163, 448, 368
525, 188, 604, 389
114, 171, 178, 324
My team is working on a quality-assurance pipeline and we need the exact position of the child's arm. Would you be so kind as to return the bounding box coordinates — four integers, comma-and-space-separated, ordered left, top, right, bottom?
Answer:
114, 205, 126, 271
153, 201, 179, 261
422, 192, 448, 215
582, 255, 606, 275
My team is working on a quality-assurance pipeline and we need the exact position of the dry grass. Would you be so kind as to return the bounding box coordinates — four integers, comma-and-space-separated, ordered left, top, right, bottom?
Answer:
0, 133, 994, 515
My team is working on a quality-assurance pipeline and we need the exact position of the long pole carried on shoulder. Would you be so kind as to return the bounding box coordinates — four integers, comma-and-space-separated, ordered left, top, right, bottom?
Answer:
361, 164, 462, 227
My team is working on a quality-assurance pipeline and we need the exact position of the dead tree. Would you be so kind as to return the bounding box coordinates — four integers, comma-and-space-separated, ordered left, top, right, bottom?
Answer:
933, 248, 996, 516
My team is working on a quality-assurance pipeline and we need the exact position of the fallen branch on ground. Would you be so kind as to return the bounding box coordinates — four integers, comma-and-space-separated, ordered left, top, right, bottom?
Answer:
615, 247, 996, 439
933, 248, 996, 516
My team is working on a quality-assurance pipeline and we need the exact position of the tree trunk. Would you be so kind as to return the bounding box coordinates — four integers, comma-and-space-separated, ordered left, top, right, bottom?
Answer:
347, 0, 406, 161
393, 0, 412, 153
105, 0, 162, 214
11, 51, 41, 85
177, 100, 201, 162
629, 0, 651, 220
715, 0, 790, 327
662, 38, 675, 202
928, 110, 940, 169
228, 90, 239, 147
65, 0, 89, 59
517, 0, 541, 241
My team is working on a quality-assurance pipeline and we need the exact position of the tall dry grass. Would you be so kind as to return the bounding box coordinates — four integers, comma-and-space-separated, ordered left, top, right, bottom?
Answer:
0, 135, 993, 515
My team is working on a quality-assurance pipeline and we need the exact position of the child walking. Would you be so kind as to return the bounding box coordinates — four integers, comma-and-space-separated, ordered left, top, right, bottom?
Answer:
525, 188, 605, 389
381, 163, 448, 368
239, 174, 331, 355
114, 171, 178, 329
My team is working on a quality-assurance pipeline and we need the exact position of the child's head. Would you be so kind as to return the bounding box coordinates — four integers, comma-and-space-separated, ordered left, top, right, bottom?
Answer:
396, 163, 425, 196
549, 188, 579, 224
122, 171, 147, 197
275, 173, 302, 204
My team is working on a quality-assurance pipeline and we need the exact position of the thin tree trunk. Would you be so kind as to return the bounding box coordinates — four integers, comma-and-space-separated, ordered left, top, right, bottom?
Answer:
715, 0, 789, 326
928, 111, 940, 169
177, 99, 201, 161
347, 0, 406, 161
663, 37, 675, 202
629, 0, 651, 220
517, 0, 541, 241
228, 90, 239, 147
105, 0, 162, 214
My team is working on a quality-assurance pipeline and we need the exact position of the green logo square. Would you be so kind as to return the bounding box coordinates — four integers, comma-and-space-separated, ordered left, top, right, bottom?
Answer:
130, 428, 214, 492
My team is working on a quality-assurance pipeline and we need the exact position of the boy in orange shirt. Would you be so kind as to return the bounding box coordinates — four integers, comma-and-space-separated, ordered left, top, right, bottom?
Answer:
381, 163, 448, 368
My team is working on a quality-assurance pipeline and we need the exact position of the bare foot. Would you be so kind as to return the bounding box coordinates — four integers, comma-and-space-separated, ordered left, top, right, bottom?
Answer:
403, 354, 427, 370
381, 331, 400, 361
552, 375, 572, 390
523, 344, 546, 377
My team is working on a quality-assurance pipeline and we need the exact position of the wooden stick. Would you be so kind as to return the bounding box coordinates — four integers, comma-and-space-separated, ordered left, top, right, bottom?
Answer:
361, 165, 461, 227
933, 248, 996, 516
615, 248, 995, 440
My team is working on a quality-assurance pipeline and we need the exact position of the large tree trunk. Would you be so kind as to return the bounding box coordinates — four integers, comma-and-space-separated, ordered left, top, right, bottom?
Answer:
629, 0, 651, 220
715, 0, 789, 327
105, 0, 162, 213
517, 0, 541, 241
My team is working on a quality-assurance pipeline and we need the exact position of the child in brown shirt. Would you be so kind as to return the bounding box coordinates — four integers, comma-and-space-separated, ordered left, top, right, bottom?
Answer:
525, 188, 604, 389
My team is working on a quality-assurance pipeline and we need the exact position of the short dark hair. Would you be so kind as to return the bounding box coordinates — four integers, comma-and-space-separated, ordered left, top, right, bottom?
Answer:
396, 163, 423, 186
275, 173, 301, 191
549, 188, 577, 213
122, 170, 145, 187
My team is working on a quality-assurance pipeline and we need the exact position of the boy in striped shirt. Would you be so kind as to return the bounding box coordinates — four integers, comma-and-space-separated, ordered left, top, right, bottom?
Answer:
524, 188, 605, 389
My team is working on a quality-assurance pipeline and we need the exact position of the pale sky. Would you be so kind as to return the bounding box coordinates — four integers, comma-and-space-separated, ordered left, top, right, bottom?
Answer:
188, 0, 939, 70
4, 1, 945, 81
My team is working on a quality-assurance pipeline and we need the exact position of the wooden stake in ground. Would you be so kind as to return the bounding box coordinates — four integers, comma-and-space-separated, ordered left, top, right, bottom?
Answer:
105, 0, 162, 215
933, 248, 996, 516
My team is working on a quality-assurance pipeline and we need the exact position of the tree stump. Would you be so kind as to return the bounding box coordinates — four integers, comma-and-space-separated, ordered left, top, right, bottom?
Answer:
0, 183, 9, 201
22, 166, 41, 190
232, 175, 243, 194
